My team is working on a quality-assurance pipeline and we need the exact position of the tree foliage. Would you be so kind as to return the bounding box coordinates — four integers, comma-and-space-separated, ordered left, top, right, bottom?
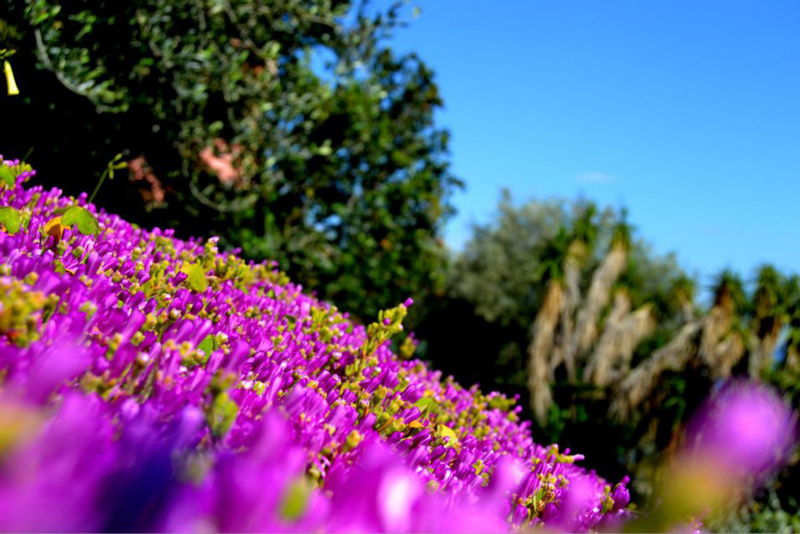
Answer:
0, 0, 459, 324
424, 192, 800, 515
417, 193, 684, 414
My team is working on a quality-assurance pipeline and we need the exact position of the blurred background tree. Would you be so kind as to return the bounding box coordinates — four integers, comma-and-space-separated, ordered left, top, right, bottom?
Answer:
414, 192, 800, 530
0, 0, 459, 325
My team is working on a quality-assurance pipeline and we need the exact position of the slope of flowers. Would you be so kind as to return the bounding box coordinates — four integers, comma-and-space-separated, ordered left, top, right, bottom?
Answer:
0, 158, 630, 532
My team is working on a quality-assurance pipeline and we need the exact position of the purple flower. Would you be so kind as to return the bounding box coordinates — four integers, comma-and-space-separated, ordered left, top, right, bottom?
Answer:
0, 160, 632, 532
541, 474, 604, 532
611, 476, 630, 511
687, 380, 797, 480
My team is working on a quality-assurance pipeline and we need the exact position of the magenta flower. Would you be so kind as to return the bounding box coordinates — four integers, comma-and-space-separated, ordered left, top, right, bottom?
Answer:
687, 380, 797, 480
0, 158, 631, 532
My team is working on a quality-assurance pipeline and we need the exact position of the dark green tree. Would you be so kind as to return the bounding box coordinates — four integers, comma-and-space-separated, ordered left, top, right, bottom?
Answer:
0, 0, 459, 324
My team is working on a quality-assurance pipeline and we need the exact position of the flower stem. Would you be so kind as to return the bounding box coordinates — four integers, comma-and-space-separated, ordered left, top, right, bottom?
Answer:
88, 169, 109, 205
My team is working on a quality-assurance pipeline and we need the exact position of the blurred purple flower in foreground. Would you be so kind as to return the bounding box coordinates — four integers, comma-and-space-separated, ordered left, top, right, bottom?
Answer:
639, 380, 798, 532
687, 380, 797, 481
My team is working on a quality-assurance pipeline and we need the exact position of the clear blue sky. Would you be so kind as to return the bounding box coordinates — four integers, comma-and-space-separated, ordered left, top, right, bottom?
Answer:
378, 0, 800, 286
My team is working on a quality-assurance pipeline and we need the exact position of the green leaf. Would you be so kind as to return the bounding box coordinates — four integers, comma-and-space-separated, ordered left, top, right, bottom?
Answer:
0, 166, 14, 187
413, 396, 438, 414
185, 263, 208, 293
61, 206, 100, 235
0, 206, 20, 234
207, 392, 238, 438
197, 334, 216, 357
438, 424, 459, 447
280, 478, 311, 521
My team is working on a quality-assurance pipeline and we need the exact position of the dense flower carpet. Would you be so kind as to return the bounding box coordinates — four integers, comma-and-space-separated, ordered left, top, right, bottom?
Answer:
0, 158, 629, 532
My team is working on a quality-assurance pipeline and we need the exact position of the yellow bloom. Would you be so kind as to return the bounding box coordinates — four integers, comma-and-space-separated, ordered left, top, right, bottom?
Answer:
44, 216, 64, 245
4, 60, 19, 96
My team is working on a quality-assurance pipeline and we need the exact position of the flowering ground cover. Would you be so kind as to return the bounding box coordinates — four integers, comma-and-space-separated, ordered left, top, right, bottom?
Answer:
0, 157, 631, 532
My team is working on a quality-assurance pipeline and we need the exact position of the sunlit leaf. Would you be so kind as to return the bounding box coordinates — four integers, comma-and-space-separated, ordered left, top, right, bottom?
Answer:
183, 262, 208, 293
61, 206, 100, 236
197, 334, 216, 357
0, 166, 14, 187
4, 60, 19, 96
414, 396, 437, 414
0, 206, 21, 234
439, 424, 459, 447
